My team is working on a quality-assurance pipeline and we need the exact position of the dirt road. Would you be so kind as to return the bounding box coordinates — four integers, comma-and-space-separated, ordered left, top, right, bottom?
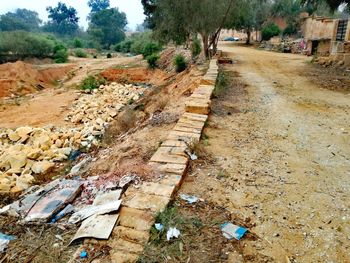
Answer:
180, 44, 350, 262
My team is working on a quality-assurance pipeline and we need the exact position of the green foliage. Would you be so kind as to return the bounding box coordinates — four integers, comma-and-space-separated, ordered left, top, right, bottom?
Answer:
142, 42, 162, 58
191, 38, 202, 58
88, 0, 110, 12
74, 48, 87, 58
80, 75, 106, 90
261, 23, 281, 41
213, 70, 228, 98
88, 8, 127, 49
73, 38, 83, 48
54, 48, 68, 63
0, 31, 59, 59
283, 24, 298, 36
146, 53, 160, 69
0, 9, 42, 32
174, 54, 187, 73
107, 53, 112, 58
114, 39, 134, 53
44, 2, 79, 36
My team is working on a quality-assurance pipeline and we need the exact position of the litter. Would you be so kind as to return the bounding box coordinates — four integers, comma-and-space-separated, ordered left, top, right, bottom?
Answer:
51, 204, 75, 223
179, 194, 198, 204
68, 200, 122, 224
0, 233, 16, 253
70, 157, 92, 175
155, 223, 164, 231
221, 223, 247, 240
80, 250, 88, 259
189, 153, 198, 161
119, 174, 138, 188
166, 227, 181, 241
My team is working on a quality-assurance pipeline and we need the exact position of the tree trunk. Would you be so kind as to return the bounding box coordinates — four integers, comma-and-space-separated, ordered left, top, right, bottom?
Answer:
202, 34, 209, 59
246, 27, 251, 45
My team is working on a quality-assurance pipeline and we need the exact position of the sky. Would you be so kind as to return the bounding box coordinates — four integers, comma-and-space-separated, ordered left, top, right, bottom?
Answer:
0, 0, 145, 30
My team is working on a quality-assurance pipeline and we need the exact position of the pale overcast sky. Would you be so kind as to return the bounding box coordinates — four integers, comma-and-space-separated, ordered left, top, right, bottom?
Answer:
0, 0, 145, 30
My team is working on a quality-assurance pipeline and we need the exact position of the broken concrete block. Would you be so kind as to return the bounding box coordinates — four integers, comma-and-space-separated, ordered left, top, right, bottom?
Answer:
185, 100, 211, 115
123, 192, 169, 213
118, 207, 155, 231
31, 160, 55, 174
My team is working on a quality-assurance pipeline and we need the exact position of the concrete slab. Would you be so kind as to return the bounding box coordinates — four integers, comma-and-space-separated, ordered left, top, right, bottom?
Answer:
150, 146, 189, 165
118, 207, 155, 231
158, 173, 183, 188
182, 112, 208, 122
139, 182, 176, 198
160, 139, 188, 148
173, 123, 204, 134
167, 130, 201, 144
123, 192, 169, 213
185, 100, 211, 115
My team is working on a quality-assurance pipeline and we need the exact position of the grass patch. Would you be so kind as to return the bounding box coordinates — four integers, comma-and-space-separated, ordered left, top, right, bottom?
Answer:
80, 75, 106, 90
213, 70, 229, 98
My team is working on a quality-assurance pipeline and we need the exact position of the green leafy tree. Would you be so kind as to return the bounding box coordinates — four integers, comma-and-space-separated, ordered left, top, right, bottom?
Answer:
44, 2, 79, 36
88, 0, 110, 12
88, 8, 127, 49
302, 0, 349, 11
262, 23, 281, 40
0, 9, 42, 32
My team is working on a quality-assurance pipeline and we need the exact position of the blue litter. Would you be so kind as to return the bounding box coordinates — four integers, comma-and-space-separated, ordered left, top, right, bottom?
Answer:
0, 233, 16, 252
0, 233, 16, 241
221, 223, 247, 240
51, 204, 75, 223
80, 250, 88, 259
69, 150, 81, 161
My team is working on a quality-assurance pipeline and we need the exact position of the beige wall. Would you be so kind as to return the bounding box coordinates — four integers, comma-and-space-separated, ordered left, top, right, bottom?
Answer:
220, 29, 261, 42
301, 17, 336, 40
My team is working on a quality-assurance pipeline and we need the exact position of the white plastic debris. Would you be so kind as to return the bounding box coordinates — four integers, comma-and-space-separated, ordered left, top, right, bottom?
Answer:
189, 153, 198, 161
155, 223, 164, 231
166, 227, 181, 241
179, 194, 198, 204
221, 223, 247, 240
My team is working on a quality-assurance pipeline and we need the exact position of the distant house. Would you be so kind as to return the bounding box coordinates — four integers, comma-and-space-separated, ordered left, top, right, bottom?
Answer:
301, 15, 350, 63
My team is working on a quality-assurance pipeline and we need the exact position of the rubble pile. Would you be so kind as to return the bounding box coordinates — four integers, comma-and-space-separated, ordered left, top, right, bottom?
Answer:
259, 39, 307, 54
0, 83, 144, 193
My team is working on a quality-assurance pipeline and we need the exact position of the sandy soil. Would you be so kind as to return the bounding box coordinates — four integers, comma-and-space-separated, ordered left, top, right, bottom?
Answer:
181, 43, 350, 262
0, 55, 143, 129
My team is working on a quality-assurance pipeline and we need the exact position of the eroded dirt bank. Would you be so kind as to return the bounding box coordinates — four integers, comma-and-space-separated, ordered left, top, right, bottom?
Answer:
180, 44, 350, 262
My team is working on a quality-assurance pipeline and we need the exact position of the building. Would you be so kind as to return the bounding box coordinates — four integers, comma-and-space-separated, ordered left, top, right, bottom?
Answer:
301, 15, 350, 64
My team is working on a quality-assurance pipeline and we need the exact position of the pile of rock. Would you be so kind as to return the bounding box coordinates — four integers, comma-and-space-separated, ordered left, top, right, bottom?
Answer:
65, 83, 143, 138
0, 83, 144, 193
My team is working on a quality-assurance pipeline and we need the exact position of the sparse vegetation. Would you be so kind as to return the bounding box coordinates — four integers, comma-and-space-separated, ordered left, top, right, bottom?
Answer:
213, 70, 228, 97
80, 75, 106, 90
191, 38, 202, 58
74, 48, 87, 58
174, 54, 187, 73
146, 53, 160, 69
261, 23, 281, 41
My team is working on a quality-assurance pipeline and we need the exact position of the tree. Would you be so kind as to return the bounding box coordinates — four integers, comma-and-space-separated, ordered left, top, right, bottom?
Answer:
88, 8, 127, 49
0, 9, 41, 32
301, 0, 350, 11
227, 0, 271, 44
142, 0, 234, 58
44, 2, 79, 36
88, 0, 110, 12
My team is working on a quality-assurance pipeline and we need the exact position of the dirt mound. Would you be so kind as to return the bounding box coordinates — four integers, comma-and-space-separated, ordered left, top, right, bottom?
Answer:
0, 61, 72, 98
158, 47, 192, 72
100, 67, 169, 86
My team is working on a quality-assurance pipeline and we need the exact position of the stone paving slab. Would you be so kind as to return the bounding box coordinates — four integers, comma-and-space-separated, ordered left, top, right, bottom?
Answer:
118, 207, 155, 231
139, 182, 176, 198
182, 112, 208, 122
160, 139, 188, 148
157, 173, 183, 188
123, 192, 169, 213
185, 100, 211, 115
110, 251, 139, 263
150, 146, 189, 165
112, 226, 150, 245
177, 118, 206, 130
167, 130, 201, 144
149, 162, 187, 175
173, 124, 203, 134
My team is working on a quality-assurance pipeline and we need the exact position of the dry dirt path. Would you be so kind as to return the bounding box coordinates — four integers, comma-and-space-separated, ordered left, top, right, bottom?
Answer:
181, 43, 350, 262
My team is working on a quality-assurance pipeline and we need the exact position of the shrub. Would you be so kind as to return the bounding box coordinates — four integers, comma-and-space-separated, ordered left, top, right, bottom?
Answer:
107, 53, 112, 58
283, 24, 297, 36
114, 39, 134, 53
142, 42, 162, 58
73, 38, 83, 48
191, 38, 202, 58
174, 54, 187, 73
146, 53, 160, 69
54, 48, 68, 63
74, 48, 87, 58
261, 23, 281, 41
80, 75, 106, 90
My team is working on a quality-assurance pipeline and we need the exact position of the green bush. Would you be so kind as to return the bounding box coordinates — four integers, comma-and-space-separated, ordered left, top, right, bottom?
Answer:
54, 48, 68, 63
80, 76, 106, 90
73, 38, 83, 48
261, 23, 281, 41
142, 42, 162, 58
74, 48, 87, 58
146, 53, 160, 69
174, 54, 187, 73
114, 39, 134, 53
191, 38, 202, 58
107, 53, 112, 58
283, 24, 297, 36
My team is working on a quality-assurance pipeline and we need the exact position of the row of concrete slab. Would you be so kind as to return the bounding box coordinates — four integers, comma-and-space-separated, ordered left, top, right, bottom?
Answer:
72, 59, 219, 263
